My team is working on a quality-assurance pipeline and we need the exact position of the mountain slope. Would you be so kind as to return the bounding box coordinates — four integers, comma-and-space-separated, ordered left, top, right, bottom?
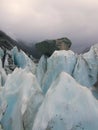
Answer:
0, 31, 17, 50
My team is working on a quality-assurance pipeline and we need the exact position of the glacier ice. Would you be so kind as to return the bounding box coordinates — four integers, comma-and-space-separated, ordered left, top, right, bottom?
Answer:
1, 68, 43, 130
36, 44, 98, 93
0, 46, 36, 75
73, 44, 98, 87
32, 72, 98, 130
23, 89, 43, 130
0, 43, 97, 130
0, 69, 7, 86
0, 49, 7, 86
0, 60, 7, 86
0, 48, 4, 59
36, 55, 47, 86
11, 47, 36, 74
40, 50, 77, 93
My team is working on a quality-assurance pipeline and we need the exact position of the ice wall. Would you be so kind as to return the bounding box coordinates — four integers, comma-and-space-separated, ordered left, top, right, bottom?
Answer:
33, 72, 98, 130
0, 44, 97, 130
37, 44, 98, 93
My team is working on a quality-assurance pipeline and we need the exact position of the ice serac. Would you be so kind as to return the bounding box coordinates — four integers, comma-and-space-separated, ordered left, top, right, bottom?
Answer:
0, 61, 6, 86
36, 55, 47, 86
40, 50, 76, 93
36, 44, 98, 94
0, 48, 4, 59
73, 44, 98, 87
33, 72, 98, 130
11, 47, 36, 74
0, 50, 7, 86
1, 68, 43, 130
0, 43, 97, 130
23, 87, 43, 130
0, 68, 7, 86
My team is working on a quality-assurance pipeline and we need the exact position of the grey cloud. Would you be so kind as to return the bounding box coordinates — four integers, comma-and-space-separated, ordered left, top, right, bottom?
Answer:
0, 0, 98, 51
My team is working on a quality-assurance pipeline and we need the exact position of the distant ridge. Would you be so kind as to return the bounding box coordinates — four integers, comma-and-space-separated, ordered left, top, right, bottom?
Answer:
0, 31, 17, 50
0, 31, 39, 58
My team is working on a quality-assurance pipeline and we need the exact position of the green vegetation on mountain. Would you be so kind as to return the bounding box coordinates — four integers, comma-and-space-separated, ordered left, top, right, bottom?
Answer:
36, 37, 72, 56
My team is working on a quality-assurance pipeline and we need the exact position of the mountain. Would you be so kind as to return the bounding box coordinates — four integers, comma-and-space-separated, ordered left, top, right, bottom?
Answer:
0, 31, 45, 59
0, 31, 17, 50
36, 37, 72, 57
0, 37, 98, 130
0, 31, 36, 58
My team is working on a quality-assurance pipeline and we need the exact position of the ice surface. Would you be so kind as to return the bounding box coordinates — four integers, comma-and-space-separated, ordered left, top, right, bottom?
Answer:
36, 55, 47, 86
0, 44, 97, 130
1, 68, 43, 130
0, 125, 3, 130
0, 60, 7, 86
0, 48, 4, 59
73, 44, 98, 87
36, 44, 98, 94
40, 50, 77, 93
32, 72, 98, 130
0, 87, 7, 121
11, 47, 36, 74
23, 89, 43, 130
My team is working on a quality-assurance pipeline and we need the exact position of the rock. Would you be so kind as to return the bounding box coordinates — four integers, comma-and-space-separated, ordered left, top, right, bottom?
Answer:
35, 37, 72, 56
4, 53, 16, 74
0, 31, 17, 50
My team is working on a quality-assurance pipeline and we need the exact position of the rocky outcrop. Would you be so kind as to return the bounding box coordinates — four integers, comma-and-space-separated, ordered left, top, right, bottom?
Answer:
35, 37, 72, 56
0, 31, 17, 50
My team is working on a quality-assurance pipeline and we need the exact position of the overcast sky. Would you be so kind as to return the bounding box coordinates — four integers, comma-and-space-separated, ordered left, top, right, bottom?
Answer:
0, 0, 98, 51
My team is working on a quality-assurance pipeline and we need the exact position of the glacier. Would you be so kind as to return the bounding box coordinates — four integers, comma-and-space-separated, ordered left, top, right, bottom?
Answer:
0, 44, 97, 130
37, 44, 98, 93
1, 68, 43, 130
33, 72, 98, 130
73, 44, 98, 87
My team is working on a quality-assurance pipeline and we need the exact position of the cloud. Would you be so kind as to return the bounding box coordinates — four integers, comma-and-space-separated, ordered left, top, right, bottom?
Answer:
0, 0, 98, 48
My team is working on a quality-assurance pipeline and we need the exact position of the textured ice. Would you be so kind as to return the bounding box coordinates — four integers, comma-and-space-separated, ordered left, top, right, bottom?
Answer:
36, 44, 98, 93
0, 69, 7, 86
11, 47, 36, 74
40, 50, 76, 93
36, 55, 47, 86
0, 48, 4, 59
33, 72, 98, 130
73, 44, 98, 87
23, 88, 43, 130
0, 44, 98, 130
0, 59, 7, 86
1, 68, 43, 130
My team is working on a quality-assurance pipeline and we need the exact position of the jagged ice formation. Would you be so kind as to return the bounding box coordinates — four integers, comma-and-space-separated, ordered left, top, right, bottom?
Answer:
0, 44, 97, 130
